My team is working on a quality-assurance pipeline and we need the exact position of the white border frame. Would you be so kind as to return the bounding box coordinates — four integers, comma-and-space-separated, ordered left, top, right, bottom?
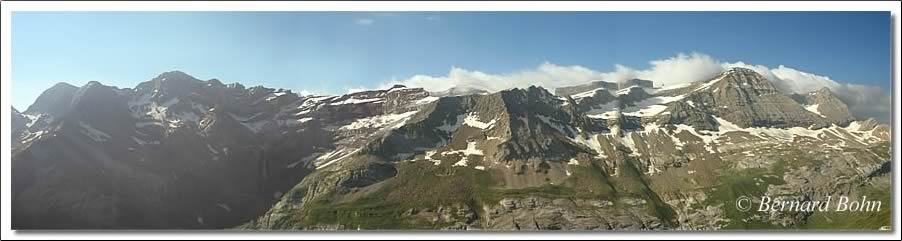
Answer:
2, 1, 900, 240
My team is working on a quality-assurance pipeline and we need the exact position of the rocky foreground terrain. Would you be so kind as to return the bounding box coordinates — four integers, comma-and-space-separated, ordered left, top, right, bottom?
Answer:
11, 68, 891, 230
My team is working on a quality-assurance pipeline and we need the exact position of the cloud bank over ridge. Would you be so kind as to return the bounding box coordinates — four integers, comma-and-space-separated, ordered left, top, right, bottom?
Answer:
379, 52, 890, 122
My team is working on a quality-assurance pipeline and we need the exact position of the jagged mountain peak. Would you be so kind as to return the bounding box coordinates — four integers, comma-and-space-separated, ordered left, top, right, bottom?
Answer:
501, 85, 552, 96
155, 70, 198, 82
788, 86, 854, 125
684, 67, 829, 129
12, 68, 891, 230
24, 81, 80, 116
72, 80, 120, 99
206, 78, 225, 87
11, 107, 28, 142
708, 67, 778, 92
812, 86, 834, 95
724, 66, 757, 74
135, 70, 204, 98
49, 81, 79, 91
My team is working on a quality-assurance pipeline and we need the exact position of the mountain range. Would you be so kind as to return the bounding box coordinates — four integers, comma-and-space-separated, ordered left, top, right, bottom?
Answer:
10, 67, 891, 230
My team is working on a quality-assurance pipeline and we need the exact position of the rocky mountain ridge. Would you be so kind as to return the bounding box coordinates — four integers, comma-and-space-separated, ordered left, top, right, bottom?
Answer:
11, 67, 892, 230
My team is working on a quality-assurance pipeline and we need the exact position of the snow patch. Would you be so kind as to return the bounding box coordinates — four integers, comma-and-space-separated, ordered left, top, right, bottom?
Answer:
281, 117, 314, 127
571, 88, 605, 99
567, 158, 580, 165
453, 158, 469, 167
664, 117, 882, 153
287, 153, 320, 168
536, 114, 574, 135
655, 83, 692, 92
315, 149, 359, 169
79, 122, 111, 142
616, 86, 641, 96
437, 114, 466, 133
217, 203, 232, 212
132, 136, 160, 145
330, 97, 383, 105
424, 150, 441, 166
620, 94, 686, 117
135, 121, 162, 128
415, 96, 440, 105
804, 104, 825, 117
645, 163, 661, 175
265, 91, 288, 101
569, 134, 607, 158
463, 113, 497, 129
21, 130, 48, 143
445, 141, 484, 168
622, 104, 669, 117
620, 133, 640, 156
340, 111, 417, 131
585, 101, 620, 120
694, 74, 727, 92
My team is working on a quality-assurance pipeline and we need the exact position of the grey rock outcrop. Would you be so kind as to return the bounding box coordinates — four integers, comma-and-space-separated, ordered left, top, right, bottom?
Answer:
11, 71, 437, 229
13, 67, 891, 231
24, 82, 79, 117
790, 87, 855, 126
685, 67, 831, 129
11, 107, 26, 136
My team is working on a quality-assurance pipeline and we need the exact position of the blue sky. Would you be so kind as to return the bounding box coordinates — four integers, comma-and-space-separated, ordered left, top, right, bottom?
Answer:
11, 11, 891, 110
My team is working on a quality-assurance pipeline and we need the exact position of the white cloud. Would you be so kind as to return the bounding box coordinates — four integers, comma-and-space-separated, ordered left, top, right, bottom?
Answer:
355, 18, 374, 26
298, 89, 317, 96
381, 52, 727, 92
382, 62, 610, 93
379, 52, 889, 122
769, 65, 841, 94
831, 84, 892, 122
346, 86, 369, 94
634, 52, 725, 88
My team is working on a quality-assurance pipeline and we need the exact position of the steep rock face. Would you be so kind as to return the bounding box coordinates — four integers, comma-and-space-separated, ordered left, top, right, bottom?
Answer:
13, 77, 276, 229
684, 68, 831, 129
790, 87, 855, 126
245, 67, 890, 231
24, 82, 79, 117
11, 71, 437, 229
365, 86, 599, 177
13, 67, 892, 231
653, 100, 718, 131
11, 107, 27, 141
